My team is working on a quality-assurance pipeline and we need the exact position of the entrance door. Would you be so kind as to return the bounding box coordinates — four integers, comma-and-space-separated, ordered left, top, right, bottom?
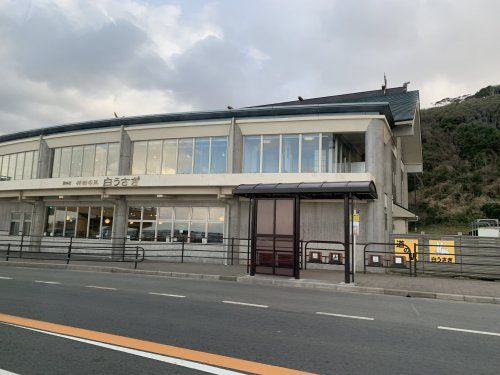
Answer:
251, 198, 299, 278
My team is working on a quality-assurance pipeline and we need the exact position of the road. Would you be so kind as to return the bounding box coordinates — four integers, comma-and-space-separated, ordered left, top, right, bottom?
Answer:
0, 266, 499, 374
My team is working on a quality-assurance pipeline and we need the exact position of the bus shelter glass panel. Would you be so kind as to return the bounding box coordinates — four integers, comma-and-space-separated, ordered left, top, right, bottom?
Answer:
254, 199, 295, 276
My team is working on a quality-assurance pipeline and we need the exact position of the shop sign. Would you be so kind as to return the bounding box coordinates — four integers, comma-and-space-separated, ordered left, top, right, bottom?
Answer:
394, 238, 418, 261
61, 176, 141, 188
429, 240, 455, 263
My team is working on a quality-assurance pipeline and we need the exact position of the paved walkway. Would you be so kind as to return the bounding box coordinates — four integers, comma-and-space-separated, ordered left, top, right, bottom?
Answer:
2, 258, 499, 300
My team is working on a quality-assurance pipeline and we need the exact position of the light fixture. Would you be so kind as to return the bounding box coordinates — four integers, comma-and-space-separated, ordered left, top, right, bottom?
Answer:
58, 195, 64, 199
104, 218, 111, 224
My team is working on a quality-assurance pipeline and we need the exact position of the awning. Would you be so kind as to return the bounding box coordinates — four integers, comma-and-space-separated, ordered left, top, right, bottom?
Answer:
232, 181, 377, 200
392, 202, 417, 219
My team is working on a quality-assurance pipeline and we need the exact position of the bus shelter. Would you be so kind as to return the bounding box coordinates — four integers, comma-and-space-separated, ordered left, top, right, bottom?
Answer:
232, 181, 378, 282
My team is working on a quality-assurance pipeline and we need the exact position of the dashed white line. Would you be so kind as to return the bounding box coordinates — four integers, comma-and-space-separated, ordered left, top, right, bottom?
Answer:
149, 292, 186, 298
222, 301, 268, 308
85, 285, 117, 290
0, 277, 13, 280
316, 312, 374, 321
34, 280, 61, 285
438, 326, 500, 337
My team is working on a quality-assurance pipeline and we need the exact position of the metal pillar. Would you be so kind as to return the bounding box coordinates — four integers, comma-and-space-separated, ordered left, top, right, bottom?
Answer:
344, 194, 350, 284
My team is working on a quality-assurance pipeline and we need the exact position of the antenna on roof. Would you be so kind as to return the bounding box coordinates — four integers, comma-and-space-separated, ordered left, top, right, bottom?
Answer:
403, 81, 410, 92
114, 112, 118, 118
298, 96, 304, 101
381, 73, 388, 95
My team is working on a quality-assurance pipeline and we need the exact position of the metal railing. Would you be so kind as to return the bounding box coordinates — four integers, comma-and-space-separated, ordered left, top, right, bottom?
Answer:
0, 235, 250, 270
363, 241, 500, 280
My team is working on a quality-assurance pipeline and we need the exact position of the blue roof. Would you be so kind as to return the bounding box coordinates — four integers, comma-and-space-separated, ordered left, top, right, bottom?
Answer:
253, 87, 420, 122
0, 102, 395, 143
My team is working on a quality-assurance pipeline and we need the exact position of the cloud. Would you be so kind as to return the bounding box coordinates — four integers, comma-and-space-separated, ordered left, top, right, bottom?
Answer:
0, 0, 500, 134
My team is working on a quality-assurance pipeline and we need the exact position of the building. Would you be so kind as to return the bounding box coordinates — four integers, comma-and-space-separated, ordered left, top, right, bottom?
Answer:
0, 84, 421, 272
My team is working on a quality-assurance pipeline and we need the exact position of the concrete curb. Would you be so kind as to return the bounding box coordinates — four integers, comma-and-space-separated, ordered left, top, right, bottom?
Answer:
2, 261, 499, 305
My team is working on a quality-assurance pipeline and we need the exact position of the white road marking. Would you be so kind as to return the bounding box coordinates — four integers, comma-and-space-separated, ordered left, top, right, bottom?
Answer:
1, 322, 244, 375
85, 285, 117, 290
0, 277, 13, 280
148, 292, 186, 298
222, 301, 268, 308
316, 312, 374, 321
0, 368, 20, 375
34, 280, 61, 285
438, 326, 500, 337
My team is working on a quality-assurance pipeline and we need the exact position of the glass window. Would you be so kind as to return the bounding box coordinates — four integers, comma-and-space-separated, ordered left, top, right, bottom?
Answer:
157, 220, 172, 242
141, 221, 156, 241
262, 135, 279, 173
193, 138, 210, 174
191, 207, 208, 221
132, 141, 147, 175
207, 222, 224, 243
301, 133, 319, 173
9, 212, 21, 235
281, 134, 299, 173
82, 145, 95, 177
94, 144, 108, 176
174, 207, 189, 220
106, 143, 120, 176
210, 137, 227, 173
1, 155, 9, 179
15, 153, 25, 180
209, 207, 225, 221
158, 207, 172, 220
128, 207, 142, 220
8, 154, 16, 179
190, 222, 206, 243
173, 221, 189, 241
102, 207, 114, 239
53, 207, 66, 237
162, 139, 177, 174
32, 151, 38, 179
177, 138, 194, 174
70, 146, 83, 177
143, 207, 157, 221
45, 207, 55, 235
76, 207, 89, 238
88, 207, 102, 238
243, 136, 261, 173
52, 148, 61, 178
59, 148, 71, 178
321, 133, 335, 173
146, 141, 162, 175
23, 151, 34, 180
64, 207, 77, 237
127, 219, 140, 241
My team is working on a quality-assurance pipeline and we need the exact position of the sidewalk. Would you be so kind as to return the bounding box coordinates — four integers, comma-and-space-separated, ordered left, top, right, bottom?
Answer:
1, 259, 499, 304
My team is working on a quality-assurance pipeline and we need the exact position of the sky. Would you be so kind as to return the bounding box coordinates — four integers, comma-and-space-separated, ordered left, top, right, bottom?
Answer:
1, 0, 499, 133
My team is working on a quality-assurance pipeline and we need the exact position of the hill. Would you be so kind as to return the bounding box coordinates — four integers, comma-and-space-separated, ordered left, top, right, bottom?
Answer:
409, 85, 500, 233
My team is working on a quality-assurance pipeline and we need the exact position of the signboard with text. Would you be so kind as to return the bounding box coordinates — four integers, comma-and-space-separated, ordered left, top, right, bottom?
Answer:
429, 240, 455, 263
394, 238, 419, 261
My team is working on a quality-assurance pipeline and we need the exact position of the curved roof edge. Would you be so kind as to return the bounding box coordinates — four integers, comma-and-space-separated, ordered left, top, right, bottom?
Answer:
0, 102, 394, 144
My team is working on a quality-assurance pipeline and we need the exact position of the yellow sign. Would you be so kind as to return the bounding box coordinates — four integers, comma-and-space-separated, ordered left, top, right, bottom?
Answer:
353, 213, 360, 222
429, 240, 455, 263
394, 238, 418, 261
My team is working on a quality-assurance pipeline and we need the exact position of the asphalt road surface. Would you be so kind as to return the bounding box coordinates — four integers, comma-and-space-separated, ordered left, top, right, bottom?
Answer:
0, 266, 499, 374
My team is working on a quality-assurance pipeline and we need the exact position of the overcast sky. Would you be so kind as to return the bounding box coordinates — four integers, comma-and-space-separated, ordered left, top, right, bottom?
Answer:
1, 0, 499, 133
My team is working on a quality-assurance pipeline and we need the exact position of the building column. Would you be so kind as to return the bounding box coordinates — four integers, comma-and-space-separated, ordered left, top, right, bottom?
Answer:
37, 136, 51, 179
385, 141, 394, 241
226, 198, 240, 265
111, 197, 127, 257
29, 198, 46, 251
395, 137, 402, 204
118, 126, 132, 176
365, 120, 385, 244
